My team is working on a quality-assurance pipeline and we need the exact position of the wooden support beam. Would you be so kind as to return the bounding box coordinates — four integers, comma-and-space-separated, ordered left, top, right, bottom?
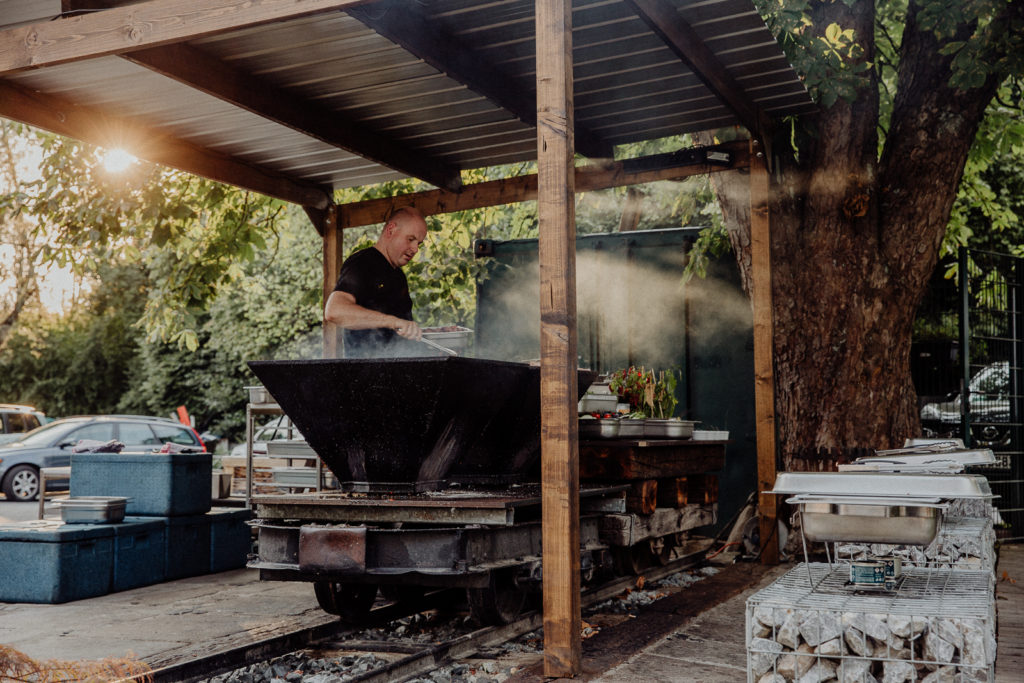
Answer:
0, 0, 371, 75
347, 0, 611, 160
749, 138, 779, 565
625, 0, 773, 147
536, 0, 580, 676
123, 43, 463, 192
0, 78, 333, 209
307, 203, 344, 359
337, 141, 749, 228
626, 480, 658, 515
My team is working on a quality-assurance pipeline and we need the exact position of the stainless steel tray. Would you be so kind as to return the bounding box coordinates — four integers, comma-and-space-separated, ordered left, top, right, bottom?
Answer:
771, 472, 994, 499
54, 496, 128, 524
787, 495, 943, 545
579, 418, 620, 439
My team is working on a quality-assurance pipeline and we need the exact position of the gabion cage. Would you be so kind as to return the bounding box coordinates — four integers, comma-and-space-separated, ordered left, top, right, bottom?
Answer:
836, 516, 996, 574
746, 563, 995, 683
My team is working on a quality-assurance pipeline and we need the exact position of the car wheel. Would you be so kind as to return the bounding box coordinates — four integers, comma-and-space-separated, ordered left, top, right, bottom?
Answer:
2, 464, 40, 502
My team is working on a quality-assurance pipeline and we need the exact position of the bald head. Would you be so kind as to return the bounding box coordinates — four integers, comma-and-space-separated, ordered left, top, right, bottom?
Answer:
375, 206, 428, 268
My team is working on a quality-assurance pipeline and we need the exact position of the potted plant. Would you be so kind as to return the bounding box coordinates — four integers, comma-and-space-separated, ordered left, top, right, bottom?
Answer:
610, 367, 694, 438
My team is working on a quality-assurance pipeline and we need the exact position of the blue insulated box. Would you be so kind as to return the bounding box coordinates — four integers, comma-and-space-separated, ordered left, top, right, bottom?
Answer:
112, 518, 167, 591
156, 514, 211, 580
71, 452, 212, 516
0, 521, 114, 603
208, 507, 254, 572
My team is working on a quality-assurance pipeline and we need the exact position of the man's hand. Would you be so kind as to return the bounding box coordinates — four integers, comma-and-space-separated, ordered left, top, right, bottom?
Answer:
393, 318, 422, 341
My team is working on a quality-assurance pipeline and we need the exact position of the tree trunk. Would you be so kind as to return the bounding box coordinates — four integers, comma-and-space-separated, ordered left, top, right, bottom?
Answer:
711, 0, 1002, 468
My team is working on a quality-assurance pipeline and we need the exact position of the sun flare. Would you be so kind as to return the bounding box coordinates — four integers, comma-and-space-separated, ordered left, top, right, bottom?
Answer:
101, 148, 137, 173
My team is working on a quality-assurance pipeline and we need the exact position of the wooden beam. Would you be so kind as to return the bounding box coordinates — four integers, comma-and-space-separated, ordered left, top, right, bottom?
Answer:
123, 43, 463, 192
306, 203, 344, 359
347, 0, 612, 160
749, 138, 779, 565
536, 0, 580, 676
625, 0, 773, 145
337, 140, 750, 228
0, 78, 333, 208
0, 0, 371, 75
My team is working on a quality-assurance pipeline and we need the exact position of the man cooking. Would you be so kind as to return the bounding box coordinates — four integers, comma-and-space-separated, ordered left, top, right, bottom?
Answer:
324, 206, 427, 358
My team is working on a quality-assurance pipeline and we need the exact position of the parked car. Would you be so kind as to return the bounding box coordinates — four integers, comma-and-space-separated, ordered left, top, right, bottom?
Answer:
920, 361, 1013, 447
228, 416, 303, 459
0, 404, 49, 446
0, 415, 206, 502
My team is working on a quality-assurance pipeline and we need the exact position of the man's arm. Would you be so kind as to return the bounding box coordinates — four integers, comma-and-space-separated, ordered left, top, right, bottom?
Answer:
324, 290, 422, 340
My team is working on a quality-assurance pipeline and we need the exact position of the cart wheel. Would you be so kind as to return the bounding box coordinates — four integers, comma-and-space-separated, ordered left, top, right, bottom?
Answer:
313, 582, 378, 621
468, 569, 525, 625
612, 546, 650, 575
648, 535, 673, 565
380, 584, 426, 604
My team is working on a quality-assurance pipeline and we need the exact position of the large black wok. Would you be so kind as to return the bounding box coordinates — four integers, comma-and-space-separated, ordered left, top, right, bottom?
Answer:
248, 358, 596, 491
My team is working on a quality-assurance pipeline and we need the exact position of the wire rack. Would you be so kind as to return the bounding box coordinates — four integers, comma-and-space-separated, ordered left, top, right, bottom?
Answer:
746, 563, 995, 683
835, 516, 996, 574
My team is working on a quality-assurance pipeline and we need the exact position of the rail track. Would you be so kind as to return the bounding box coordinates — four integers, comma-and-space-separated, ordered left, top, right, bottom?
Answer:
140, 546, 711, 683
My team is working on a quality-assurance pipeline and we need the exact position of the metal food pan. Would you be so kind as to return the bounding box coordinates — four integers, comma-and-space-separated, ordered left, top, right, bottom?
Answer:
54, 496, 129, 524
771, 472, 993, 498
579, 418, 620, 439
788, 495, 944, 545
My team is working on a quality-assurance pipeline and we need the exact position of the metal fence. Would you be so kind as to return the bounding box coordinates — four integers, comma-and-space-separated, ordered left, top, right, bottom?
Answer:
914, 247, 1023, 541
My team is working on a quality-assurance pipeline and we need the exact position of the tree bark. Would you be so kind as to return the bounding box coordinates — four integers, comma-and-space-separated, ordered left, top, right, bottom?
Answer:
710, 0, 1003, 467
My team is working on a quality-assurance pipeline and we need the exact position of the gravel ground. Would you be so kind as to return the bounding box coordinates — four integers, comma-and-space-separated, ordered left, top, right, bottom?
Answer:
199, 566, 717, 683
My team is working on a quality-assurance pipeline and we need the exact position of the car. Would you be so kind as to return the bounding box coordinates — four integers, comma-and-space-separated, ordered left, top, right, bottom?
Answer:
0, 404, 49, 446
0, 415, 206, 502
920, 361, 1013, 447
228, 416, 303, 459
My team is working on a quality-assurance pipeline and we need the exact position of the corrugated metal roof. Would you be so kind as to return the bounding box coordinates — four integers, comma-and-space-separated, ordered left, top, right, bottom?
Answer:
1, 0, 813, 199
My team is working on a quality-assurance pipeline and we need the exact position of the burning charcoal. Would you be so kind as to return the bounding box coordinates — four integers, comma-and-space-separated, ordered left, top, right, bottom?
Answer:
797, 659, 836, 683
888, 615, 926, 639
843, 627, 872, 658
799, 612, 841, 647
776, 644, 815, 680
923, 631, 955, 664
749, 638, 784, 677
920, 666, 956, 683
880, 659, 915, 683
776, 612, 802, 649
757, 673, 787, 683
837, 658, 876, 683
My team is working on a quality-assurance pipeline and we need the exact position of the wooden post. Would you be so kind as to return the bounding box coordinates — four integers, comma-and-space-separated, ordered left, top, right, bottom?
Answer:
750, 139, 779, 564
310, 203, 342, 359
536, 0, 580, 676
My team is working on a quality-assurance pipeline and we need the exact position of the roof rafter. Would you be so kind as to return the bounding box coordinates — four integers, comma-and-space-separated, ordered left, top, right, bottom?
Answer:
0, 0, 372, 76
0, 78, 334, 209
624, 0, 773, 146
337, 140, 750, 228
123, 43, 463, 192
347, 0, 614, 160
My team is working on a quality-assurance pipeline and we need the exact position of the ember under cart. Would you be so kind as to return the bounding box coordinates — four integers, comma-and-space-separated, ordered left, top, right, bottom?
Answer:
247, 358, 724, 624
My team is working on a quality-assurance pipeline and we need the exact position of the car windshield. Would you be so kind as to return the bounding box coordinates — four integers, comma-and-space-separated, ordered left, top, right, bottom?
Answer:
9, 419, 87, 447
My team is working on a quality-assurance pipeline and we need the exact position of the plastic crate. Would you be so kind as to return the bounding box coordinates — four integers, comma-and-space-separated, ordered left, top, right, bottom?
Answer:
0, 520, 114, 603
112, 518, 166, 591
150, 514, 211, 580
837, 516, 997, 574
746, 563, 995, 682
71, 452, 212, 516
208, 507, 253, 573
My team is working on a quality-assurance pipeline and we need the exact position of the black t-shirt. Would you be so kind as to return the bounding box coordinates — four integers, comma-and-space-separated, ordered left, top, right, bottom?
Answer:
333, 247, 415, 357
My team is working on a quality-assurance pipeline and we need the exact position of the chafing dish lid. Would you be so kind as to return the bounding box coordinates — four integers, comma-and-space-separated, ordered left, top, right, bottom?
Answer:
770, 471, 993, 498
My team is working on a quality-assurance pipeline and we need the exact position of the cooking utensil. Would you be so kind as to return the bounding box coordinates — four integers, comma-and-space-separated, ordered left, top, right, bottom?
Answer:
420, 337, 458, 356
